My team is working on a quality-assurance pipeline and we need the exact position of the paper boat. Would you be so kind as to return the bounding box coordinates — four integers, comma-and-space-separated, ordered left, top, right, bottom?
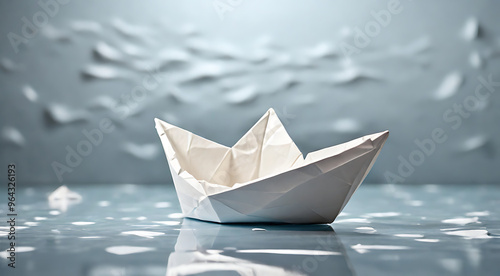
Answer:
155, 108, 388, 224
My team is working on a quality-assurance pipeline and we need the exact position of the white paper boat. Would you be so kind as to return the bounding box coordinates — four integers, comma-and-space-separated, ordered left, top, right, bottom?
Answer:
155, 108, 388, 224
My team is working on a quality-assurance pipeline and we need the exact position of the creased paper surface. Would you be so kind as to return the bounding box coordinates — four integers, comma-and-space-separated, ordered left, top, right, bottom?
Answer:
155, 108, 388, 223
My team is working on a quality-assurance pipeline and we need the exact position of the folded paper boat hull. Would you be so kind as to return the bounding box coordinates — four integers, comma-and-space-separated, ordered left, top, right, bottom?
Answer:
155, 109, 389, 224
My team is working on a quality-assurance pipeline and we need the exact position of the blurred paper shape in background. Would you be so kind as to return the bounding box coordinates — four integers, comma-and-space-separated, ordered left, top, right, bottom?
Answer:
48, 185, 82, 212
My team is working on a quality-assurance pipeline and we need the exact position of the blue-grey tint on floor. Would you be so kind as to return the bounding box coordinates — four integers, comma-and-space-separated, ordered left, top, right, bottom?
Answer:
2, 0, 500, 185
0, 183, 499, 276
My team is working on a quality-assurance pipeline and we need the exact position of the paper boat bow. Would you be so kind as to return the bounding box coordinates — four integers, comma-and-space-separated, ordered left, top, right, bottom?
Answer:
155, 108, 388, 224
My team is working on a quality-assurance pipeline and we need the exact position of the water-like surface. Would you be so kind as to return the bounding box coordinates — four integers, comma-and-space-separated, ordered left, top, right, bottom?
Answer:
2, 1, 500, 185
0, 183, 499, 275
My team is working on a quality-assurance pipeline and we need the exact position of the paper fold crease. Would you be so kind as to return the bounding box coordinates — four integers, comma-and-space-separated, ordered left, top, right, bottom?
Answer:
155, 108, 388, 223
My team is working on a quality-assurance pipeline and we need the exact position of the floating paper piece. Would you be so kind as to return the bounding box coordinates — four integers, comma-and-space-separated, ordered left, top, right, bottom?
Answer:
158, 49, 191, 65
48, 185, 82, 212
331, 118, 362, 134
264, 72, 299, 94
444, 229, 491, 239
388, 36, 432, 56
442, 217, 479, 226
180, 61, 246, 84
181, 62, 225, 83
185, 38, 212, 54
161, 86, 194, 104
306, 42, 337, 59
93, 41, 124, 62
160, 113, 180, 125
210, 41, 245, 59
2, 126, 25, 147
469, 51, 483, 68
154, 221, 180, 226
155, 108, 389, 223
111, 18, 151, 39
0, 57, 18, 73
434, 71, 463, 100
457, 135, 490, 153
45, 103, 89, 125
330, 67, 382, 84
81, 64, 122, 80
22, 85, 39, 102
462, 17, 480, 41
363, 212, 400, 218
186, 38, 244, 59
415, 239, 440, 243
41, 24, 71, 42
122, 142, 160, 160
250, 48, 274, 63
121, 43, 145, 57
224, 85, 258, 104
87, 95, 118, 110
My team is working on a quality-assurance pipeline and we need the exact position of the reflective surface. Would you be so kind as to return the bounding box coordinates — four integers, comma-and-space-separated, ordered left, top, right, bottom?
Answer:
1, 183, 499, 275
3, 1, 500, 185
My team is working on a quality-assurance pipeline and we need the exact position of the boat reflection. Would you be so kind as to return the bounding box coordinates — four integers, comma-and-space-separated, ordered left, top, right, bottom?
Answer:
167, 219, 354, 275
